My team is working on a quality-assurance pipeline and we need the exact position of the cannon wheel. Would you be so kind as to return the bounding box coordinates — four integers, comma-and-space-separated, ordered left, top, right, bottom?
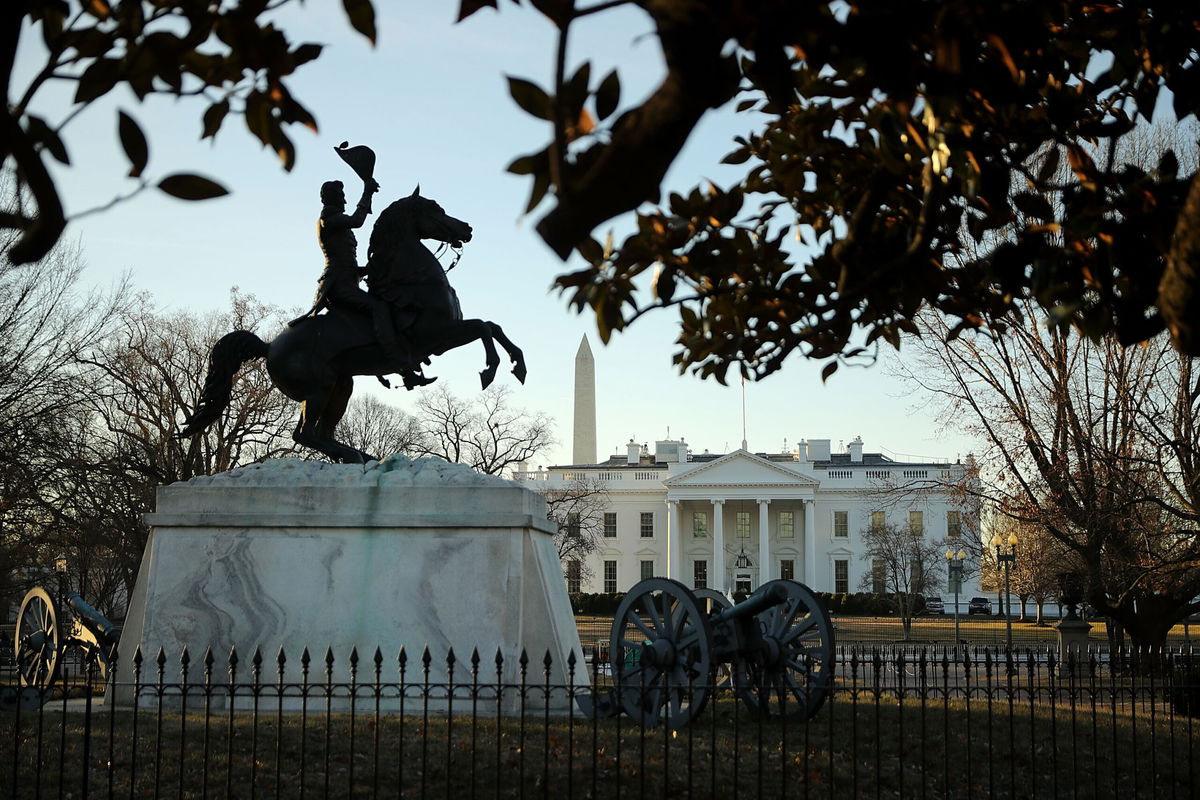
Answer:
611, 577, 713, 728
694, 588, 734, 689
732, 579, 835, 720
16, 587, 62, 689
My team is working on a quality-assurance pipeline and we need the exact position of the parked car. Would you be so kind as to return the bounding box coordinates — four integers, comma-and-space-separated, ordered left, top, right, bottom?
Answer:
968, 596, 992, 615
925, 596, 945, 614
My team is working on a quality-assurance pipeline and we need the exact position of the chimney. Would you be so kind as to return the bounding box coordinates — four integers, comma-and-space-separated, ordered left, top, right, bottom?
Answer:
626, 439, 640, 465
849, 436, 863, 462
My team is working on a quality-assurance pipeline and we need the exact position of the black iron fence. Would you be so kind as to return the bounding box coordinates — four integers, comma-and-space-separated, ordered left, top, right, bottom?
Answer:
4, 644, 1199, 799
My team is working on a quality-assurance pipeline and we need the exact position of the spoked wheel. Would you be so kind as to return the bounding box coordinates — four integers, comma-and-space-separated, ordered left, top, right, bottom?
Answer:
732, 579, 835, 720
611, 577, 713, 729
694, 588, 734, 689
16, 587, 62, 689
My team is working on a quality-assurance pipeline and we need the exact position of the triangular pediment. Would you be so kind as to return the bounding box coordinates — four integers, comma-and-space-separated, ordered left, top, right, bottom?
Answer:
664, 450, 819, 489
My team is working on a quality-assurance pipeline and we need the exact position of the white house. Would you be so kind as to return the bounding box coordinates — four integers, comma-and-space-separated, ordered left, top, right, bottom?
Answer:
515, 437, 981, 598
515, 335, 981, 599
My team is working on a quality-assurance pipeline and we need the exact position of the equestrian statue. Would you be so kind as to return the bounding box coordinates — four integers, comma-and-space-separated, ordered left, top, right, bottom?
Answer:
177, 144, 527, 464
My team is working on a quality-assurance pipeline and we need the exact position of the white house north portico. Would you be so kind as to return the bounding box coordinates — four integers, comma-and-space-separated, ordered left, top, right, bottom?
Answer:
662, 449, 818, 590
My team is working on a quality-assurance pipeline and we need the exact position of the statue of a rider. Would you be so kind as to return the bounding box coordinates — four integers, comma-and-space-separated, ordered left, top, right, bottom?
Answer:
291, 144, 434, 390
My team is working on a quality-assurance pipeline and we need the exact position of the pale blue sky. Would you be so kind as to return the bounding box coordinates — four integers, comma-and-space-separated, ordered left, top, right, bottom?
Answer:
14, 2, 981, 469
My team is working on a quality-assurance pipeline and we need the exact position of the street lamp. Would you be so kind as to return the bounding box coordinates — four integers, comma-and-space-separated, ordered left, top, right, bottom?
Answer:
990, 531, 1018, 650
945, 548, 967, 651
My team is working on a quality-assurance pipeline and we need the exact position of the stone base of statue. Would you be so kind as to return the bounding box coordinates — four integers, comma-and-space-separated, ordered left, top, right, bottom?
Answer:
1056, 617, 1093, 675
112, 457, 584, 712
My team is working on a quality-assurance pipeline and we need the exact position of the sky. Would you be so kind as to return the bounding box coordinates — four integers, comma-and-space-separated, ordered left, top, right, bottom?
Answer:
13, 2, 983, 470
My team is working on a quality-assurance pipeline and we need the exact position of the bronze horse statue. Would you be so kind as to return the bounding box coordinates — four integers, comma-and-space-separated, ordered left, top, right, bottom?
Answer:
177, 190, 526, 463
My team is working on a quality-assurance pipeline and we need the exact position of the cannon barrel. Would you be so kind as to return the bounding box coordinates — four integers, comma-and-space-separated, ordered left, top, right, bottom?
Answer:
66, 592, 120, 646
710, 582, 791, 628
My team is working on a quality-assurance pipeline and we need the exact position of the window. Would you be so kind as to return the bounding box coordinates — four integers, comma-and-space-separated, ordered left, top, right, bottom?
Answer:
947, 510, 962, 539
693, 560, 708, 589
640, 512, 654, 538
640, 560, 655, 580
603, 560, 617, 593
603, 512, 617, 538
909, 510, 924, 536
693, 511, 708, 537
871, 559, 886, 593
834, 559, 849, 593
566, 513, 580, 537
833, 510, 849, 538
779, 511, 794, 538
780, 559, 794, 581
870, 510, 886, 530
911, 559, 925, 592
566, 560, 581, 594
736, 511, 751, 538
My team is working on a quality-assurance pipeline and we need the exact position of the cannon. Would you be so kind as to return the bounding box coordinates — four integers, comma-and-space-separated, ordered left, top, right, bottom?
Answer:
580, 577, 835, 728
14, 578, 121, 689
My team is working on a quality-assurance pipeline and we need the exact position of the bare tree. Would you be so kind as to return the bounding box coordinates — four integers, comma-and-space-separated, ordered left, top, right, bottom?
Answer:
0, 227, 128, 614
337, 394, 426, 461
543, 478, 608, 589
415, 384, 555, 476
47, 290, 301, 609
903, 307, 1200, 649
860, 520, 946, 641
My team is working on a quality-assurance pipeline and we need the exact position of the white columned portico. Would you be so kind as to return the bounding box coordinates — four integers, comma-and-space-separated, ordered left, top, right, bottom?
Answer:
804, 499, 816, 586
712, 499, 725, 592
667, 500, 681, 579
757, 498, 771, 586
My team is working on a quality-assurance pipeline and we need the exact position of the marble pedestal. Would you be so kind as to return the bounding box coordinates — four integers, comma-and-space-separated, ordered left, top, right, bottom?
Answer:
113, 457, 584, 711
1056, 617, 1093, 675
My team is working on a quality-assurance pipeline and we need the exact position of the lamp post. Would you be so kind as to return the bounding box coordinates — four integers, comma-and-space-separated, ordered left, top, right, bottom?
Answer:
54, 554, 69, 597
945, 548, 967, 651
990, 532, 1018, 650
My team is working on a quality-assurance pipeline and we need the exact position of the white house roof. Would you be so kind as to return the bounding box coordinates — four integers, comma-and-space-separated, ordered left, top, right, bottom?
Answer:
663, 449, 820, 498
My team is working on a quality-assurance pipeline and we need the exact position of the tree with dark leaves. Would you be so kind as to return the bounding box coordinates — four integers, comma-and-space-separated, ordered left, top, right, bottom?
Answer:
470, 1, 1200, 368
3, 0, 376, 264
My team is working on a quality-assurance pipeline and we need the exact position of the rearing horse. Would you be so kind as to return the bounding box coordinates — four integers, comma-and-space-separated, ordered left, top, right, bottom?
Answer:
178, 190, 527, 463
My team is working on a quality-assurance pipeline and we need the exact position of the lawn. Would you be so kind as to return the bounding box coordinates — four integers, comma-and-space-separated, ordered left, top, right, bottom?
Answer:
3, 689, 1195, 798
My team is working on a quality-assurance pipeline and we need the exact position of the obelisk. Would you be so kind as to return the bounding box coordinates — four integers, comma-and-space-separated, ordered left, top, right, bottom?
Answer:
573, 334, 596, 464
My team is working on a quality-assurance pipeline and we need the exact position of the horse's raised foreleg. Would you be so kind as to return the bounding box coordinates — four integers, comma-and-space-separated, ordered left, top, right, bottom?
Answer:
484, 322, 526, 384
423, 318, 501, 389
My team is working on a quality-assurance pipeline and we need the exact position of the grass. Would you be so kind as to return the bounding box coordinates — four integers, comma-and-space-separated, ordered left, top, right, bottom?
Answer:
3, 689, 1196, 798
575, 614, 1200, 649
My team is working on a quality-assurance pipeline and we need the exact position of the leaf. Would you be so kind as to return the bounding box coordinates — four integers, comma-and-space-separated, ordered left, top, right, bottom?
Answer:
506, 148, 549, 176
85, 0, 112, 19
201, 100, 229, 140
721, 147, 752, 165
457, 0, 499, 21
507, 76, 552, 120
820, 361, 838, 382
291, 43, 324, 68
341, 0, 377, 45
525, 168, 551, 214
595, 69, 620, 121
562, 61, 591, 112
24, 115, 70, 165
158, 173, 229, 201
74, 57, 120, 104
1036, 147, 1060, 184
1011, 192, 1053, 223
117, 110, 149, 178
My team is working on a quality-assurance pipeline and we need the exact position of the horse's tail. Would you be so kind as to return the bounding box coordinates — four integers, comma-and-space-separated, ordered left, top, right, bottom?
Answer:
176, 330, 270, 438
